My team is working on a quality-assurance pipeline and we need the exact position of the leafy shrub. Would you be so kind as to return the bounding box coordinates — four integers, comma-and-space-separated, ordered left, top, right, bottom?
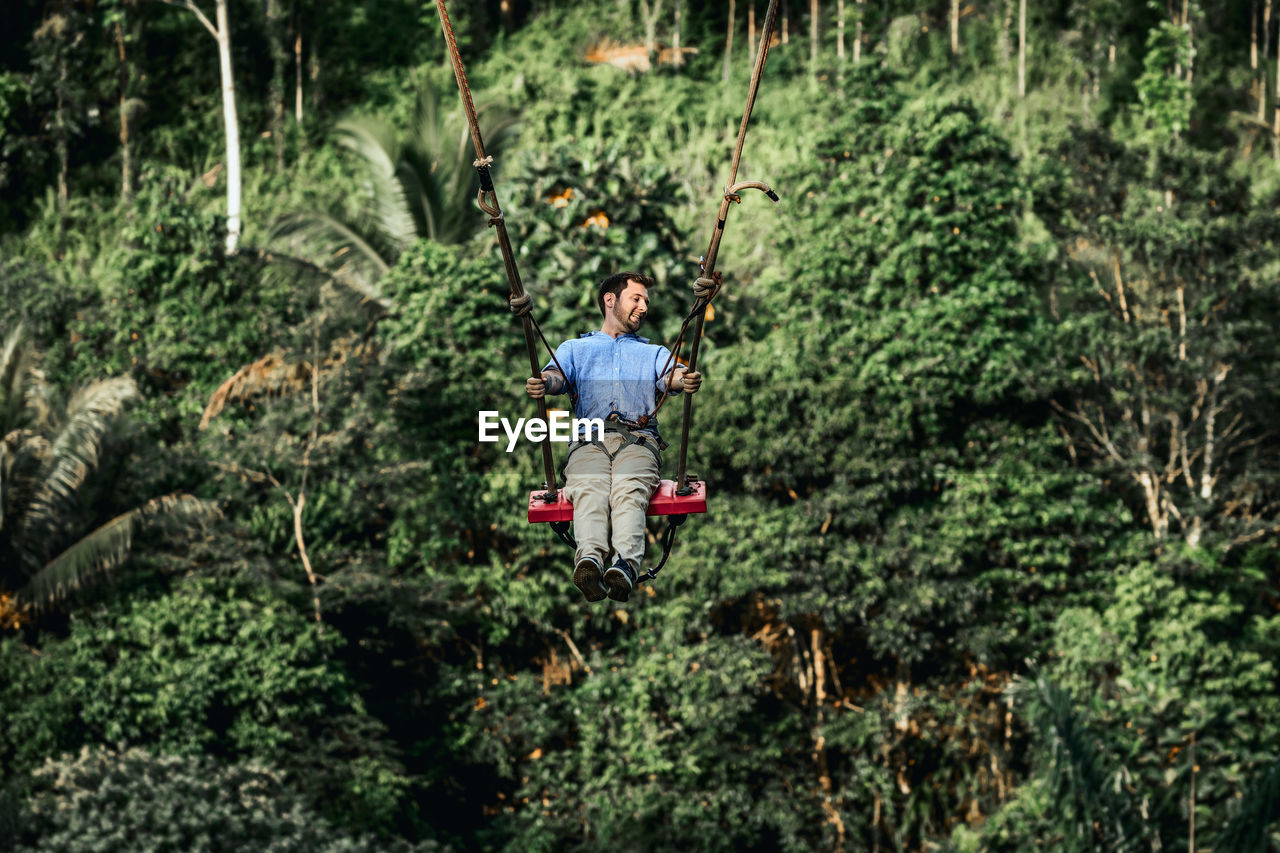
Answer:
9, 745, 392, 853
0, 576, 413, 836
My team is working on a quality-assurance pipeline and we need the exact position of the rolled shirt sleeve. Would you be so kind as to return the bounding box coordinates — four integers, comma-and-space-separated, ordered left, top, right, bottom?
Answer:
541, 341, 576, 396
653, 345, 675, 394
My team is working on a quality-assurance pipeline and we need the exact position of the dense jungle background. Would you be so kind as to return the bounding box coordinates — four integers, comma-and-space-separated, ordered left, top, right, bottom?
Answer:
2, 0, 1279, 849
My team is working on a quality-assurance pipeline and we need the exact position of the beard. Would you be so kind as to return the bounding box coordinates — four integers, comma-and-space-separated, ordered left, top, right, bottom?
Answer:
614, 300, 644, 333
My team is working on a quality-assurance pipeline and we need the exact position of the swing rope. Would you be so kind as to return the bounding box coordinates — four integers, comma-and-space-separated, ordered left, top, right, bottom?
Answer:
434, 0, 782, 579
434, 0, 563, 497
671, 0, 783, 495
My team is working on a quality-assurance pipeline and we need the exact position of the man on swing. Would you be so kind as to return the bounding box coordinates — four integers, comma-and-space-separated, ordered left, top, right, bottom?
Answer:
526, 272, 701, 603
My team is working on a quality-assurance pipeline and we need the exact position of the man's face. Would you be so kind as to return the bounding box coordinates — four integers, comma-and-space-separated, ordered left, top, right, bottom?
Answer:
610, 280, 649, 333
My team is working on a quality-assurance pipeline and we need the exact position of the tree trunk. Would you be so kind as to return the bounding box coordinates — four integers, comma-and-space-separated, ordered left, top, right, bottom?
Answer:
950, 0, 959, 61
782, 0, 789, 44
749, 0, 756, 60
810, 0, 819, 70
724, 0, 736, 83
165, 0, 241, 251
853, 0, 862, 63
1274, 20, 1280, 158
1262, 0, 1273, 123
837, 0, 845, 64
639, 0, 663, 64
1254, 0, 1261, 113
266, 0, 286, 170
215, 0, 242, 253
308, 31, 320, 115
114, 19, 132, 200
673, 0, 682, 70
1018, 0, 1027, 98
56, 53, 69, 214
294, 13, 303, 123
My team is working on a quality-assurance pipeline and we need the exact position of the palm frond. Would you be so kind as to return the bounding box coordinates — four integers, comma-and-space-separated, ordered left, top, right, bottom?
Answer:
268, 81, 522, 293
392, 157, 441, 242
334, 116, 420, 252
18, 493, 220, 609
239, 246, 391, 322
45, 377, 138, 502
270, 212, 393, 287
0, 325, 50, 437
20, 377, 138, 552
1, 430, 49, 540
1218, 755, 1280, 852
1018, 666, 1149, 852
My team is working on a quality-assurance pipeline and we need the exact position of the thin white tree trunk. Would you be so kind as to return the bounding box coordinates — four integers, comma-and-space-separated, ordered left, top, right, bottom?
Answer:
950, 0, 959, 59
838, 0, 845, 63
161, 0, 241, 253
853, 0, 862, 63
1018, 0, 1027, 98
1253, 1, 1260, 112
215, 0, 241, 253
811, 0, 819, 69
639, 0, 663, 62
294, 18, 303, 123
782, 0, 789, 43
673, 0, 682, 69
749, 0, 756, 60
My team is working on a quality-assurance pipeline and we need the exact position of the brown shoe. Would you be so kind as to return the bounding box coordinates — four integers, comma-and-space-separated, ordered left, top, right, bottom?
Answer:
573, 557, 607, 602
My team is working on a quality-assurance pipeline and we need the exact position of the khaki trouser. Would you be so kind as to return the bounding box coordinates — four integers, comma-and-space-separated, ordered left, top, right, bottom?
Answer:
563, 432, 661, 572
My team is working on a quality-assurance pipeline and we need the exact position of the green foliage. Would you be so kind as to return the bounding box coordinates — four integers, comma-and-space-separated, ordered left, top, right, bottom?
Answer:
1036, 131, 1280, 548
1220, 755, 1280, 852
8, 745, 396, 853
1015, 670, 1151, 851
3, 2, 1280, 850
1135, 10, 1194, 141
272, 82, 518, 286
0, 71, 39, 231
504, 141, 692, 337
0, 324, 217, 610
1047, 556, 1280, 843
703, 68, 1120, 665
0, 576, 413, 836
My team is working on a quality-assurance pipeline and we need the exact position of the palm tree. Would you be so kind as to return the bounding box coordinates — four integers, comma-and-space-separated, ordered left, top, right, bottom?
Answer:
271, 82, 518, 288
0, 326, 218, 618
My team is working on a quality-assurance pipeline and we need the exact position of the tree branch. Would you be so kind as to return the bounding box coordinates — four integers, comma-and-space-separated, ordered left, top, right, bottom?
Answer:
155, 0, 218, 39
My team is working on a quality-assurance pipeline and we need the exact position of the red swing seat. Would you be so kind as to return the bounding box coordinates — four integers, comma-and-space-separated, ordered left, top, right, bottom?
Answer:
527, 479, 707, 523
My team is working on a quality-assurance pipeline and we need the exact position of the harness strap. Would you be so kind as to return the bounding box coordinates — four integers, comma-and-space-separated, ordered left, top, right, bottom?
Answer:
565, 421, 665, 472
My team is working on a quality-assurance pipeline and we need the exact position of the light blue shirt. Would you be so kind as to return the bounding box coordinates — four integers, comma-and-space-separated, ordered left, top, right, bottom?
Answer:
543, 331, 675, 439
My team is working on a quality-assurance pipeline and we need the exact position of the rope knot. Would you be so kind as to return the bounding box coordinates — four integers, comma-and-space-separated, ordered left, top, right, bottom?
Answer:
473, 155, 494, 169
508, 292, 533, 317
693, 271, 722, 300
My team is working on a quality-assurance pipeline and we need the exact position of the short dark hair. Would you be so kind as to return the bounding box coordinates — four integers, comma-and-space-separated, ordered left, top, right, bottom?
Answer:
596, 271, 654, 316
